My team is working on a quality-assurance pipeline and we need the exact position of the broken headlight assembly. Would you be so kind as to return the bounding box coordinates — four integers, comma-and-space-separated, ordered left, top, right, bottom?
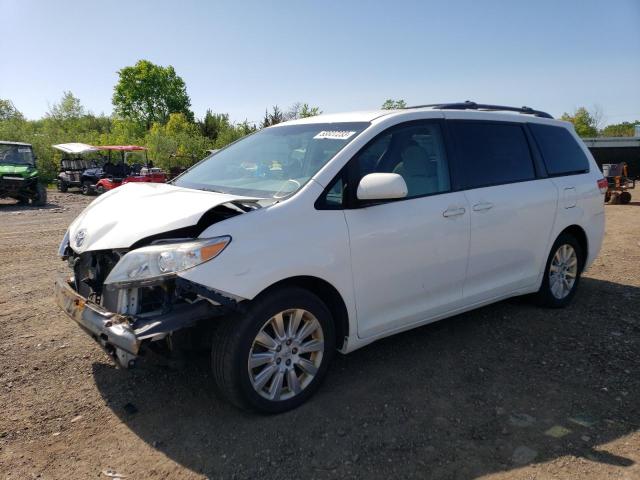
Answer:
104, 236, 231, 288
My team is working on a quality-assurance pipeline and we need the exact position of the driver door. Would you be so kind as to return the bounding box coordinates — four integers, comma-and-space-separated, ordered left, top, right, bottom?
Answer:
341, 121, 470, 339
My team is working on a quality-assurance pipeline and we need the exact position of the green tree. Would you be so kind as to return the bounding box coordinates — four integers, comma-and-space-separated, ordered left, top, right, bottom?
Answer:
601, 120, 640, 137
199, 110, 231, 142
46, 91, 84, 120
112, 60, 193, 128
381, 99, 407, 110
0, 99, 24, 121
560, 107, 599, 137
261, 105, 285, 128
286, 102, 322, 120
145, 113, 208, 169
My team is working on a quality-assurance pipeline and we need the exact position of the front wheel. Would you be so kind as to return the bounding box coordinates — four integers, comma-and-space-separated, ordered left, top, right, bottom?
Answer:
31, 183, 47, 206
81, 181, 93, 196
211, 287, 335, 413
534, 233, 584, 308
619, 191, 632, 204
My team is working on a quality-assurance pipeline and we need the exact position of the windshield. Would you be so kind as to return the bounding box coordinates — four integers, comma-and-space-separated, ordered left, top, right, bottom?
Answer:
174, 122, 369, 198
0, 144, 34, 166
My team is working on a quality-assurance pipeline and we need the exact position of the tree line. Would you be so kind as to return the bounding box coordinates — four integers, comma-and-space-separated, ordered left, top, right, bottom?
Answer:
0, 59, 321, 182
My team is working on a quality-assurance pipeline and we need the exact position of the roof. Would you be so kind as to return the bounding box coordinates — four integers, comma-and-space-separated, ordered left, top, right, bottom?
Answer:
280, 110, 391, 125
582, 137, 640, 148
0, 141, 32, 147
97, 145, 147, 151
52, 143, 98, 154
279, 104, 559, 126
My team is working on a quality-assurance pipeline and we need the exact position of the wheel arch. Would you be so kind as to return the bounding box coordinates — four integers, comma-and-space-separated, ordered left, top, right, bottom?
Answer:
252, 275, 350, 350
558, 224, 588, 268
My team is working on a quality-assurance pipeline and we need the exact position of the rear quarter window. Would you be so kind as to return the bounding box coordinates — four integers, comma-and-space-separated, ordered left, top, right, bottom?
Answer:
450, 121, 536, 189
529, 123, 590, 176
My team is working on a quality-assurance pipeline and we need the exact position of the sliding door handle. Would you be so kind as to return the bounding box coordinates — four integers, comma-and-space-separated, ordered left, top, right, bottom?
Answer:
443, 207, 466, 218
472, 202, 494, 212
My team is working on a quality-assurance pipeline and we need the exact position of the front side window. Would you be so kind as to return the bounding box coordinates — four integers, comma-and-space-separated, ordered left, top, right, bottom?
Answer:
352, 122, 451, 200
450, 121, 535, 189
529, 123, 590, 176
174, 122, 369, 198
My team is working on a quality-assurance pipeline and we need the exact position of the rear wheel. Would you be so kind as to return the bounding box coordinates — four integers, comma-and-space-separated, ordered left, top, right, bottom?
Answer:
95, 184, 106, 195
57, 180, 68, 192
81, 181, 92, 195
535, 233, 584, 308
211, 287, 335, 413
619, 191, 632, 204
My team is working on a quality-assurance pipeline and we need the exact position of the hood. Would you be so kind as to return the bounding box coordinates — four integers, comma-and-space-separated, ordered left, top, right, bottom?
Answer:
68, 182, 257, 253
0, 164, 36, 176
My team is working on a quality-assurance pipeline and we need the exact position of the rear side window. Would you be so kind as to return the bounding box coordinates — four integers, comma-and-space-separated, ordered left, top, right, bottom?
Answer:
529, 124, 590, 176
450, 122, 535, 189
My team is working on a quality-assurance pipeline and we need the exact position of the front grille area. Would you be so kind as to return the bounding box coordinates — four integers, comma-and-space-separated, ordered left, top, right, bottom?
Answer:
73, 251, 121, 300
1, 176, 26, 193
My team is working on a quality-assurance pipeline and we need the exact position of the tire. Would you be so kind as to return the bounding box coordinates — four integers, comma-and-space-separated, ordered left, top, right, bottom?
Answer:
57, 180, 68, 193
81, 181, 92, 196
604, 192, 611, 203
211, 286, 335, 413
619, 191, 632, 204
31, 183, 47, 206
534, 233, 584, 308
95, 184, 106, 195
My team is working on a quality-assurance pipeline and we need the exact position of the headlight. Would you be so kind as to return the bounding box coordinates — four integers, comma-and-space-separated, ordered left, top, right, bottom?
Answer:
104, 236, 231, 287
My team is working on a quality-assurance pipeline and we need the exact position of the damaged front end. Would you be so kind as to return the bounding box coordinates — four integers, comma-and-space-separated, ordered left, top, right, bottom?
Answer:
53, 195, 259, 368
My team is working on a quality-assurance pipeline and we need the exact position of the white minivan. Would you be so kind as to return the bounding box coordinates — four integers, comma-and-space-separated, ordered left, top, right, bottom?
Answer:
55, 102, 606, 412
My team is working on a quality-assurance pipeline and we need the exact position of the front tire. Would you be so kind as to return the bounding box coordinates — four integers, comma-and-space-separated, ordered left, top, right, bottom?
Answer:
81, 181, 93, 195
211, 287, 335, 413
31, 183, 47, 206
535, 233, 584, 308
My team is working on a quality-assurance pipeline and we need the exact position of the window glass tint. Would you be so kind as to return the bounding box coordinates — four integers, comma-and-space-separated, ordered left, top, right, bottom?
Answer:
451, 122, 535, 189
529, 124, 590, 175
353, 122, 450, 199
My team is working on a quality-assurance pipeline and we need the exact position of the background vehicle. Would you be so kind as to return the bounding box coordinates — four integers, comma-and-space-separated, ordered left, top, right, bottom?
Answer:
54, 143, 103, 195
602, 162, 635, 204
55, 103, 605, 413
94, 146, 164, 193
0, 141, 47, 206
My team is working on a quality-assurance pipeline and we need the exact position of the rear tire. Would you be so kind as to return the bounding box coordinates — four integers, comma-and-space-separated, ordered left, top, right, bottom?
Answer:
534, 233, 584, 308
211, 287, 335, 413
57, 180, 68, 193
95, 184, 105, 195
619, 191, 632, 204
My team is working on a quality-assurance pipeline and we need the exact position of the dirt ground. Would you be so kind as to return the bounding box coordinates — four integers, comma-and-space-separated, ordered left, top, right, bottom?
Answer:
0, 190, 639, 480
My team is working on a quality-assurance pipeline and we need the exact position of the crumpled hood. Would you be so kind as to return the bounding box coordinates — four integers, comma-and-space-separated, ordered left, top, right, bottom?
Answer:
68, 182, 255, 253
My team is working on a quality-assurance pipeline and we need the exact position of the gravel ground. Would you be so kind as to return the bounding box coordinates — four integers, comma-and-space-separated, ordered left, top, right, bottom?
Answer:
0, 190, 639, 479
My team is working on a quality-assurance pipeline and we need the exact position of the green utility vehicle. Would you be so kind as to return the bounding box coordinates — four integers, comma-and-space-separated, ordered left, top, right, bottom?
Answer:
0, 141, 47, 206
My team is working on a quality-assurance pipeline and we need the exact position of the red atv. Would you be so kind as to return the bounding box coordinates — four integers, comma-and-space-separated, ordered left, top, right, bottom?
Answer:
94, 146, 165, 194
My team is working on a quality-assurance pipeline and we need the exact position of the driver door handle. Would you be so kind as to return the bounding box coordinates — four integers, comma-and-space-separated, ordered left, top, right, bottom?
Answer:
443, 207, 466, 218
472, 202, 494, 212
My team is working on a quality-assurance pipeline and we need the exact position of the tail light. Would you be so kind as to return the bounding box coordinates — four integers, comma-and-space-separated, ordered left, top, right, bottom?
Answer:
597, 178, 608, 194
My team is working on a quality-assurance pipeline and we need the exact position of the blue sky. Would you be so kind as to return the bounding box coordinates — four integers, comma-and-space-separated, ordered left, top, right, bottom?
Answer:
1, 0, 639, 125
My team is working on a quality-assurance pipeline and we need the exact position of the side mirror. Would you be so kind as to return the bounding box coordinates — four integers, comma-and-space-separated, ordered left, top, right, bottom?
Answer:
356, 173, 408, 201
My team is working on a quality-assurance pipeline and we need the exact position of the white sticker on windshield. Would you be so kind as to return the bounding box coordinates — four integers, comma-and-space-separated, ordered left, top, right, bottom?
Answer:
313, 130, 356, 140
18, 148, 31, 153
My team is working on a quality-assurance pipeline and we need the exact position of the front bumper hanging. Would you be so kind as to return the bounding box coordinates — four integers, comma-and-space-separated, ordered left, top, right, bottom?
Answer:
54, 276, 217, 368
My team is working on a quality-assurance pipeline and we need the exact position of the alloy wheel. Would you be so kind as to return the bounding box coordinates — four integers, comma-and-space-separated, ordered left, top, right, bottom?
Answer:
549, 244, 578, 299
248, 309, 324, 402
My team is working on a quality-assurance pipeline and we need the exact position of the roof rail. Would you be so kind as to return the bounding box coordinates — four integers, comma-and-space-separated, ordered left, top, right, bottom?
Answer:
403, 101, 553, 119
